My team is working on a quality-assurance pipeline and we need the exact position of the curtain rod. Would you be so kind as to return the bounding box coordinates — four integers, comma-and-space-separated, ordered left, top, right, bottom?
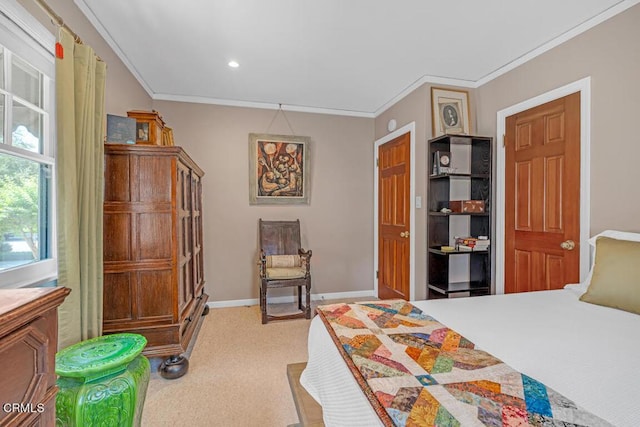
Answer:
33, 0, 82, 44
33, 0, 104, 61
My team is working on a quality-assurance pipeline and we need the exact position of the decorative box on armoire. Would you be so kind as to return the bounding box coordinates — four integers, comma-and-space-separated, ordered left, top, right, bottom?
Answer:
127, 110, 167, 145
103, 144, 208, 379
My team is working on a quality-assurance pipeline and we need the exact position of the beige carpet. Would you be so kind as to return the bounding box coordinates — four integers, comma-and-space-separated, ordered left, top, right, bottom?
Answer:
142, 298, 374, 426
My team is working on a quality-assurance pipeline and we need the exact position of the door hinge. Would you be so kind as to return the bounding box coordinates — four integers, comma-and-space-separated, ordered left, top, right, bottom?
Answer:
376, 157, 379, 167
503, 134, 506, 148
376, 270, 379, 279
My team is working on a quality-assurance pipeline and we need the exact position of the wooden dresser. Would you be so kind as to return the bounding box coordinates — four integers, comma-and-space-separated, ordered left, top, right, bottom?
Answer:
103, 144, 208, 378
0, 286, 70, 426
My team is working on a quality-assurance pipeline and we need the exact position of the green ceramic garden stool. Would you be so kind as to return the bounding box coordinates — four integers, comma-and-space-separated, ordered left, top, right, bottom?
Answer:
55, 333, 150, 427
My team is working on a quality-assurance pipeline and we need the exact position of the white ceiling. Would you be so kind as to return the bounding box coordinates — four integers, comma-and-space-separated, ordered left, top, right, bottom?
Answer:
76, 0, 635, 117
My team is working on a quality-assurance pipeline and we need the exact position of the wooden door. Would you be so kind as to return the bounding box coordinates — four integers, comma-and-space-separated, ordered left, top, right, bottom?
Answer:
505, 92, 581, 293
378, 132, 411, 300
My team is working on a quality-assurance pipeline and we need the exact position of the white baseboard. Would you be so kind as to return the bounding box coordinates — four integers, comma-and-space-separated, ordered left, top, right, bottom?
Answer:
207, 290, 376, 309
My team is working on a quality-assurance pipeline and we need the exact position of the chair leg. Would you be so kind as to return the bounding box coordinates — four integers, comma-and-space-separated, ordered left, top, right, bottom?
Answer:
260, 283, 268, 324
297, 286, 303, 310
305, 281, 311, 319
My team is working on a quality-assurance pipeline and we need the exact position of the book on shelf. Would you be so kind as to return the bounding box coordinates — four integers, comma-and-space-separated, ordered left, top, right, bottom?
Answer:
472, 243, 490, 251
455, 236, 490, 251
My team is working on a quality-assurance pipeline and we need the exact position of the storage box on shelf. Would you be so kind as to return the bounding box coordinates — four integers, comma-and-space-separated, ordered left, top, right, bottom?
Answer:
449, 200, 485, 213
427, 134, 493, 299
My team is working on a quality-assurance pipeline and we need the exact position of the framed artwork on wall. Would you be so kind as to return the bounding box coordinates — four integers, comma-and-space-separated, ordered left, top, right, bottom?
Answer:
249, 133, 311, 205
431, 87, 471, 137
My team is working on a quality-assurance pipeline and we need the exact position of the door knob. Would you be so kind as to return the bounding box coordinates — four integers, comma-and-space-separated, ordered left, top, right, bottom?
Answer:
560, 240, 575, 250
400, 231, 410, 238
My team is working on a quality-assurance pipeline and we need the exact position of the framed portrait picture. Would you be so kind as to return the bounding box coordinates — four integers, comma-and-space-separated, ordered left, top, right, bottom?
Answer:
249, 133, 311, 205
431, 87, 471, 137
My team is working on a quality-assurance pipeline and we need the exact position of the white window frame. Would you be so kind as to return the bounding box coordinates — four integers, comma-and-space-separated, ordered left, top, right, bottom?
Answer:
0, 0, 56, 288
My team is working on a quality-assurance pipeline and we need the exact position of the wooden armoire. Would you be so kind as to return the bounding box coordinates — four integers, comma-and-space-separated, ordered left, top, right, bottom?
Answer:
103, 144, 208, 378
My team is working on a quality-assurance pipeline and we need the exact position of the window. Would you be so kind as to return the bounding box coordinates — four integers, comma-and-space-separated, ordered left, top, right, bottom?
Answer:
0, 3, 55, 288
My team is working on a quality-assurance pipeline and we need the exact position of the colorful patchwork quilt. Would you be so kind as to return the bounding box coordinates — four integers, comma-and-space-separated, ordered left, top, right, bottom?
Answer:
316, 300, 612, 427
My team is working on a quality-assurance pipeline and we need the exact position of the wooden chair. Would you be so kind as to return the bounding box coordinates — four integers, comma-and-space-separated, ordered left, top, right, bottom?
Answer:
258, 219, 312, 324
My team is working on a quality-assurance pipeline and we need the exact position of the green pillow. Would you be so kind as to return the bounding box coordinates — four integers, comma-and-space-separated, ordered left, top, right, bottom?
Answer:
580, 237, 640, 314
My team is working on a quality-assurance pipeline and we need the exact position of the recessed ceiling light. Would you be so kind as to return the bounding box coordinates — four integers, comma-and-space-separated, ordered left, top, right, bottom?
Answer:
228, 61, 239, 68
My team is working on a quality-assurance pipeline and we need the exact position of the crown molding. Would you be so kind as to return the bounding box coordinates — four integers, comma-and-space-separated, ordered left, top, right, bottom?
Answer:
373, 74, 476, 117
153, 93, 376, 118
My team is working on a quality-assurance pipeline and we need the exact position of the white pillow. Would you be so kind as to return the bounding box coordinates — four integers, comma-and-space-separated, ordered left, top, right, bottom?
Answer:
563, 230, 640, 295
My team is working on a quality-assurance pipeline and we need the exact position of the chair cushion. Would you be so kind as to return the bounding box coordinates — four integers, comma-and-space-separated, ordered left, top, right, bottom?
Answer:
266, 267, 307, 279
266, 255, 301, 268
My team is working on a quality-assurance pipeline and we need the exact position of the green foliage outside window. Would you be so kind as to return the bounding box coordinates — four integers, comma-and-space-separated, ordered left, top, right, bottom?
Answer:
0, 128, 44, 268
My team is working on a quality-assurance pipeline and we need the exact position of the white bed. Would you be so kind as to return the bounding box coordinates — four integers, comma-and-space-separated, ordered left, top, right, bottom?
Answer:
300, 288, 640, 426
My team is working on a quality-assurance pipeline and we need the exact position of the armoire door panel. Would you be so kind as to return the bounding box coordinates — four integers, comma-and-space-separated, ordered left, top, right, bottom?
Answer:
137, 270, 173, 320
138, 156, 172, 202
103, 213, 132, 261
103, 273, 133, 322
138, 212, 172, 260
180, 217, 193, 258
180, 260, 194, 311
104, 155, 131, 202
194, 216, 201, 247
194, 251, 202, 289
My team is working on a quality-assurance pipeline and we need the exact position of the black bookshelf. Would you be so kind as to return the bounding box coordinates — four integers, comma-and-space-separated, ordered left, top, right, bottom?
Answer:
427, 134, 493, 299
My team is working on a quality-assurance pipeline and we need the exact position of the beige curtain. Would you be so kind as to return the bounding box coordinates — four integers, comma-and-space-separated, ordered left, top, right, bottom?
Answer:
56, 28, 106, 348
